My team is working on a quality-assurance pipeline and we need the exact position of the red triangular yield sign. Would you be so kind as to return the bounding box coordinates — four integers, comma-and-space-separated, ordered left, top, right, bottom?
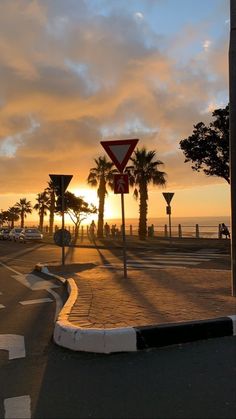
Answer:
49, 174, 73, 196
100, 139, 139, 172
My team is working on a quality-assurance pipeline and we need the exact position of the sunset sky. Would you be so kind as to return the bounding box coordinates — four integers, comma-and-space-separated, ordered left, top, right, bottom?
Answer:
0, 0, 230, 222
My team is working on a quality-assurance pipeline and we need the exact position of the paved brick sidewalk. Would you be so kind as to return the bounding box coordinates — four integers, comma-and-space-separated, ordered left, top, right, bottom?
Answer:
51, 265, 235, 329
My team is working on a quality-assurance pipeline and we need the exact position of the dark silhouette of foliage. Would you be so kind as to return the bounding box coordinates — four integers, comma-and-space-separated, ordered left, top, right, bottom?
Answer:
45, 180, 56, 235
7, 206, 20, 228
34, 191, 50, 232
15, 198, 33, 228
62, 191, 97, 239
179, 105, 229, 183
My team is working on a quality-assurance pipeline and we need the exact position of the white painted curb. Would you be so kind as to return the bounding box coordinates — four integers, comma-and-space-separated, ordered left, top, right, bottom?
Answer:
35, 263, 137, 353
35, 263, 236, 354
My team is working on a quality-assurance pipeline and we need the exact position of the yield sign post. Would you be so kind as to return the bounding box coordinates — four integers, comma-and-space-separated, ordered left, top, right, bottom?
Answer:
162, 192, 175, 238
101, 139, 139, 278
49, 174, 73, 266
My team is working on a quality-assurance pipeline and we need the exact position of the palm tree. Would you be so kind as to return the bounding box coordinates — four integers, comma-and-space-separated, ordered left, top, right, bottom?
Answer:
15, 198, 32, 228
87, 156, 117, 238
34, 191, 50, 232
127, 147, 167, 240
45, 181, 56, 235
8, 206, 20, 228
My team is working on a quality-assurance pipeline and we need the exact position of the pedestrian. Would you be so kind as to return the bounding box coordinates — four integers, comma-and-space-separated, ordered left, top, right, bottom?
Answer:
89, 220, 96, 240
220, 223, 230, 239
111, 224, 116, 238
104, 222, 110, 237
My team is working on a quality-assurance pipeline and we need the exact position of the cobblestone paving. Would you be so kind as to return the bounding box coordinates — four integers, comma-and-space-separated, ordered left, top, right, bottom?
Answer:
67, 267, 235, 329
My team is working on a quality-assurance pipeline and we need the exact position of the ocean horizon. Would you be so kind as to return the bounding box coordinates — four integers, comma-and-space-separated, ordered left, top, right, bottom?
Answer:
26, 215, 231, 228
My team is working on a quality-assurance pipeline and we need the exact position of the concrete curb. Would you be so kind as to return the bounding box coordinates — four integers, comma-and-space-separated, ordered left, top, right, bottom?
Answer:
35, 263, 236, 354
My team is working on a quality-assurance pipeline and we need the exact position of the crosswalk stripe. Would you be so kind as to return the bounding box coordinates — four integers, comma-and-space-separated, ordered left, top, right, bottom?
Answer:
19, 298, 53, 305
4, 395, 31, 419
130, 256, 211, 261
165, 252, 224, 257
98, 250, 226, 270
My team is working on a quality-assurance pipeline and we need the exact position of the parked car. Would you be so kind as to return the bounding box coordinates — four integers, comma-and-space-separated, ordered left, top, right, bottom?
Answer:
18, 228, 43, 243
0, 228, 10, 240
9, 227, 23, 241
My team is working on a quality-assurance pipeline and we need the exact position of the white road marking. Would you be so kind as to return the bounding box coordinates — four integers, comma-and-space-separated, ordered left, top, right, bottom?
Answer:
19, 298, 53, 305
0, 335, 25, 359
99, 249, 226, 270
4, 395, 31, 419
165, 252, 224, 257
12, 273, 60, 290
0, 261, 21, 275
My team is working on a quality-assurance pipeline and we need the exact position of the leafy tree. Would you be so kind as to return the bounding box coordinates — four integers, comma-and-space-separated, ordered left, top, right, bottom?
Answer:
15, 198, 32, 228
45, 180, 56, 235
179, 105, 229, 183
64, 191, 97, 239
34, 191, 50, 232
127, 147, 167, 240
87, 156, 117, 238
7, 206, 20, 228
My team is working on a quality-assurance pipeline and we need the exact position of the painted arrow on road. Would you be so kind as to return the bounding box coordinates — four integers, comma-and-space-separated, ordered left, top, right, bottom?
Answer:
0, 334, 25, 359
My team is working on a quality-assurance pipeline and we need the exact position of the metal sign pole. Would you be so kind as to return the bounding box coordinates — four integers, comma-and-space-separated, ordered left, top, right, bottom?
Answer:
121, 192, 127, 278
169, 208, 172, 238
230, 0, 236, 296
61, 176, 65, 266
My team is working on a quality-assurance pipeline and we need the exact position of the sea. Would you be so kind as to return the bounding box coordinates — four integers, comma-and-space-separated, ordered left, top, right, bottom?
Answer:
103, 216, 231, 238
25, 215, 231, 238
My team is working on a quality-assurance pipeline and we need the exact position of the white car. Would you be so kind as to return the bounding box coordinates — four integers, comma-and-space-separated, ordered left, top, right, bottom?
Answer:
9, 228, 23, 241
19, 228, 43, 243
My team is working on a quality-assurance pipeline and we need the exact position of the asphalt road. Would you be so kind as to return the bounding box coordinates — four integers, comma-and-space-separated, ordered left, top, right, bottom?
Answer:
0, 238, 231, 273
0, 239, 235, 418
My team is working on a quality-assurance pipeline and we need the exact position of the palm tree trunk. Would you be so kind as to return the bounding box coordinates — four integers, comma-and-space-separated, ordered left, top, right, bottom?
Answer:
138, 183, 148, 240
39, 212, 44, 232
21, 212, 24, 228
97, 188, 105, 238
49, 193, 55, 235
229, 0, 236, 296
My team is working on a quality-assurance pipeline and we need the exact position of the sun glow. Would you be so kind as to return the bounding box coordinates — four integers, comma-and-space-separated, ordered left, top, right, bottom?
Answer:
70, 187, 120, 222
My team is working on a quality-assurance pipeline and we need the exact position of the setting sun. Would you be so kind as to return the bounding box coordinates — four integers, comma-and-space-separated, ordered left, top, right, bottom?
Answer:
71, 187, 121, 222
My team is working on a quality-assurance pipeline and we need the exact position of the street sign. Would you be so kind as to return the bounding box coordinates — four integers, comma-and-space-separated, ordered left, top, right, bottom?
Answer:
162, 192, 174, 238
166, 205, 171, 215
49, 174, 73, 196
162, 192, 174, 205
100, 139, 139, 172
114, 174, 129, 194
54, 229, 71, 247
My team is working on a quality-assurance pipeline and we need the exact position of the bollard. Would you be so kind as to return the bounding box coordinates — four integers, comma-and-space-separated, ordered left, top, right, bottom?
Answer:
178, 224, 182, 238
196, 224, 199, 238
164, 224, 168, 237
